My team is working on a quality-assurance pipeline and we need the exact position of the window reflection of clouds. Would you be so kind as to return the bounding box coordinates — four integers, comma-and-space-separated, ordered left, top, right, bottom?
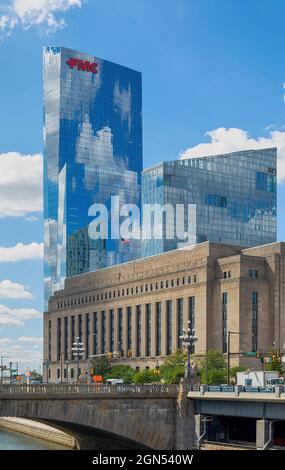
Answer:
44, 47, 142, 306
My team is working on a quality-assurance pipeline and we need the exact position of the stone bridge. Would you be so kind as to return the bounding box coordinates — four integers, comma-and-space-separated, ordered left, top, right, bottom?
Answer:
0, 383, 195, 450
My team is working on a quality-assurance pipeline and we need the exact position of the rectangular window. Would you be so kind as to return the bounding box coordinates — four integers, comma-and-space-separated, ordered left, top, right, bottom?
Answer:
78, 315, 82, 342
57, 318, 61, 362
249, 269, 258, 278
127, 306, 132, 351
166, 300, 172, 355
156, 302, 162, 356
85, 313, 90, 360
256, 171, 276, 192
146, 304, 151, 357
252, 291, 258, 352
93, 312, 98, 355
205, 194, 227, 208
64, 317, 68, 360
136, 305, 141, 357
102, 311, 106, 353
177, 298, 184, 348
118, 308, 123, 353
110, 309, 114, 352
222, 292, 228, 353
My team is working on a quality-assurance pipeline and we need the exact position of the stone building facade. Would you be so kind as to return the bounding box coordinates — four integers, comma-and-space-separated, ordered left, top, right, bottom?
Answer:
43, 241, 285, 382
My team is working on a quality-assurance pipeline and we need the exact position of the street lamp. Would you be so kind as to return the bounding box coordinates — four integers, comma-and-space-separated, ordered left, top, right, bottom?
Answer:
179, 320, 198, 385
71, 337, 85, 381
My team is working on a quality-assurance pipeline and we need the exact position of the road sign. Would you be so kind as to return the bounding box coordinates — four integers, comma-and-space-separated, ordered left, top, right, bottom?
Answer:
243, 352, 256, 357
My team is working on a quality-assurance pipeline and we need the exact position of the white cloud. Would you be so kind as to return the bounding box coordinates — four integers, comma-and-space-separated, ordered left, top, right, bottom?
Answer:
0, 152, 43, 217
0, 304, 41, 327
0, 337, 13, 345
0, 279, 33, 299
18, 336, 42, 344
180, 127, 285, 183
0, 242, 43, 263
0, 0, 83, 40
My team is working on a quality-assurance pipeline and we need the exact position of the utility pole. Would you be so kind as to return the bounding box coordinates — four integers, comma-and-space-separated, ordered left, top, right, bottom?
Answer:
227, 331, 248, 385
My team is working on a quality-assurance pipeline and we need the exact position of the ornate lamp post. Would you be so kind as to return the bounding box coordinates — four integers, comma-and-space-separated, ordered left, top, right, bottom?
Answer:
179, 320, 198, 386
71, 337, 85, 381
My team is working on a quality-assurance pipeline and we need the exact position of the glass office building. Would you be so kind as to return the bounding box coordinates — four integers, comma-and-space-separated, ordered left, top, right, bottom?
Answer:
142, 148, 277, 257
43, 47, 142, 306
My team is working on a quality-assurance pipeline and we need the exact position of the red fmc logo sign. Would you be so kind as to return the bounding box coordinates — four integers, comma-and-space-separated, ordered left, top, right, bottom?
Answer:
66, 58, 98, 74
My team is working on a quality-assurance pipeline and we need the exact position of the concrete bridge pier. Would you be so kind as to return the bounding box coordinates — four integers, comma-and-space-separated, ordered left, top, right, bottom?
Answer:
256, 419, 270, 450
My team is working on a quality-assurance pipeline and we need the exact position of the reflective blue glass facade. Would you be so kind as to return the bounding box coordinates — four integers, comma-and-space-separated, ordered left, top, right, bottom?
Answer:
142, 148, 277, 257
44, 47, 142, 306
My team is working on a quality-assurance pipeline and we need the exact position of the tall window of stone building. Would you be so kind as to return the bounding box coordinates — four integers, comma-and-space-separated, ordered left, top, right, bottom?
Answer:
102, 311, 106, 353
118, 308, 123, 353
57, 318, 61, 362
222, 292, 228, 353
93, 312, 98, 354
78, 315, 82, 342
146, 304, 151, 357
136, 305, 141, 357
177, 299, 184, 348
189, 297, 195, 353
64, 317, 68, 360
166, 300, 172, 355
127, 307, 132, 352
48, 320, 52, 362
110, 309, 115, 352
252, 292, 258, 352
156, 302, 162, 356
71, 316, 75, 350
86, 313, 90, 359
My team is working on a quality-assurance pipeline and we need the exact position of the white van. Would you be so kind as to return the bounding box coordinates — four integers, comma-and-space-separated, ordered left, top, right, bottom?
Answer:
106, 378, 124, 385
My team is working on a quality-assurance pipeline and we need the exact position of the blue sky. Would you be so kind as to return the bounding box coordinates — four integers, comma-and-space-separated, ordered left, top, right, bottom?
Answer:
0, 0, 285, 371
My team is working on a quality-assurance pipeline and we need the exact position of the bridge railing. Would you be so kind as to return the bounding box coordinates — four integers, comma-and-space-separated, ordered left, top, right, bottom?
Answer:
188, 384, 285, 398
0, 383, 179, 398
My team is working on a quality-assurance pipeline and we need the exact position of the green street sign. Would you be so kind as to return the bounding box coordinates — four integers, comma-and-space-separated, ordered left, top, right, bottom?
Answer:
243, 352, 257, 357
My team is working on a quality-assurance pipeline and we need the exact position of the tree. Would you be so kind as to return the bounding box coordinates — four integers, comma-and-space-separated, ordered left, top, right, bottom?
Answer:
105, 365, 135, 383
200, 350, 227, 385
230, 366, 247, 383
30, 370, 43, 381
160, 349, 187, 384
91, 356, 111, 378
265, 361, 283, 373
133, 369, 160, 384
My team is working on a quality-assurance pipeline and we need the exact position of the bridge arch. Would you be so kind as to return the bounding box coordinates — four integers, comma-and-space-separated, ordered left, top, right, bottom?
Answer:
0, 384, 187, 450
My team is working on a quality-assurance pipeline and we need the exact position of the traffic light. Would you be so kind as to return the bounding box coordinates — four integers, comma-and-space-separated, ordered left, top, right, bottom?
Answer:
108, 352, 113, 360
89, 367, 94, 375
256, 350, 260, 359
127, 350, 132, 357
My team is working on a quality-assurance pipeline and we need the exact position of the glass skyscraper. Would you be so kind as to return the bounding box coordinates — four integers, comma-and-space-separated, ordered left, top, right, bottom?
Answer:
142, 148, 277, 257
43, 47, 142, 306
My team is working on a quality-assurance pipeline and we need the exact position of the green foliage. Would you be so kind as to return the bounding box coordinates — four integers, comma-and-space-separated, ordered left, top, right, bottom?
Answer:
30, 370, 43, 381
200, 350, 227, 385
91, 356, 111, 377
105, 365, 135, 383
160, 349, 187, 384
133, 369, 160, 384
230, 366, 247, 380
264, 361, 283, 373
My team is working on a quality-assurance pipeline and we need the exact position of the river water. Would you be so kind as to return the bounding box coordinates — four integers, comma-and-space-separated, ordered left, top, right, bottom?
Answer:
0, 428, 72, 450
